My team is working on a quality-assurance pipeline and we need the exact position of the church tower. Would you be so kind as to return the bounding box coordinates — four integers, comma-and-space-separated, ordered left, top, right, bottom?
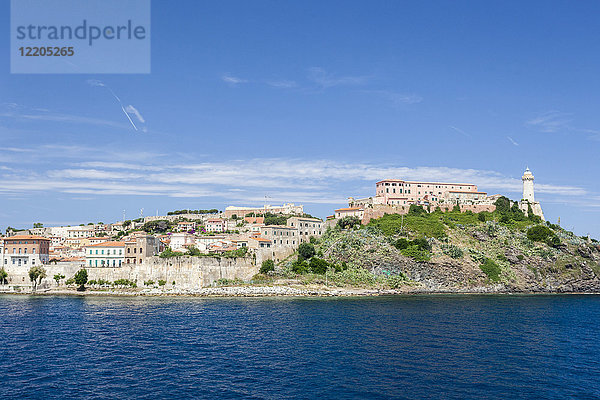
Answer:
522, 167, 535, 202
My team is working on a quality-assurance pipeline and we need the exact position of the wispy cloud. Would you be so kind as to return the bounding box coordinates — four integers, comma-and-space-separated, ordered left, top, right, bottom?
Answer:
307, 67, 370, 89
449, 126, 470, 137
0, 146, 589, 207
221, 74, 248, 86
526, 111, 572, 133
364, 90, 423, 106
266, 80, 298, 89
87, 79, 146, 132
507, 136, 519, 146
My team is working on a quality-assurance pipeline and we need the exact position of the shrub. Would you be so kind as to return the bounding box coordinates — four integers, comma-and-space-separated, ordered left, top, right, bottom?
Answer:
517, 254, 525, 261
400, 245, 431, 262
478, 213, 486, 222
65, 278, 75, 286
291, 259, 310, 274
158, 280, 166, 286
527, 225, 560, 247
260, 259, 275, 274
337, 216, 361, 230
113, 279, 137, 288
74, 269, 88, 290
309, 257, 329, 274
441, 244, 463, 259
144, 280, 155, 286
480, 258, 501, 282
159, 248, 184, 258
298, 243, 316, 260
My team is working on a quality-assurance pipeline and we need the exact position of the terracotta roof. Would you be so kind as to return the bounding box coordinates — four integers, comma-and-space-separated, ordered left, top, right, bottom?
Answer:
87, 241, 125, 247
252, 237, 271, 242
4, 235, 50, 241
334, 207, 363, 212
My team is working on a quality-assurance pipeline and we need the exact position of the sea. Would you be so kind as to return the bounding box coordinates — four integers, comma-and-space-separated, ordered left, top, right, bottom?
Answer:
0, 294, 599, 399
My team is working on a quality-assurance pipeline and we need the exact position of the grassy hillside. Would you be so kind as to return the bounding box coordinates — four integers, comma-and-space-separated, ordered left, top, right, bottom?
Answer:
272, 199, 600, 292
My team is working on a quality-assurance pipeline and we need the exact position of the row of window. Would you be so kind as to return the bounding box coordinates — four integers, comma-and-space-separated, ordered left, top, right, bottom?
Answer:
89, 249, 123, 255
89, 259, 122, 267
5, 248, 37, 254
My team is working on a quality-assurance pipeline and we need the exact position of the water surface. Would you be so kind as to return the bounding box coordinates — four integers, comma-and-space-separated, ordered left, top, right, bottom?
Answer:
1, 294, 599, 399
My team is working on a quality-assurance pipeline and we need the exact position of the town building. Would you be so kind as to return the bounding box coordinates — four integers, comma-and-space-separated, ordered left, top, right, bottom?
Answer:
169, 233, 196, 251
124, 235, 162, 264
260, 226, 298, 246
224, 203, 303, 218
1, 235, 50, 267
205, 218, 227, 233
85, 241, 125, 268
286, 216, 324, 242
334, 207, 365, 220
175, 221, 197, 232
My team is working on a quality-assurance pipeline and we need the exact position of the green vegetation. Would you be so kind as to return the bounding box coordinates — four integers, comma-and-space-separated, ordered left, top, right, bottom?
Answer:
141, 219, 173, 234
167, 209, 219, 215
158, 280, 166, 286
74, 269, 88, 291
113, 279, 137, 288
337, 216, 361, 230
144, 280, 155, 286
53, 273, 65, 286
0, 267, 8, 285
479, 258, 502, 282
28, 266, 47, 292
260, 259, 275, 274
527, 225, 561, 247
298, 243, 316, 260
441, 244, 464, 259
159, 248, 185, 258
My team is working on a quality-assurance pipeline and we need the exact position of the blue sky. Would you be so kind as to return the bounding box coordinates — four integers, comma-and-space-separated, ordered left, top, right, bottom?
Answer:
1, 1, 599, 237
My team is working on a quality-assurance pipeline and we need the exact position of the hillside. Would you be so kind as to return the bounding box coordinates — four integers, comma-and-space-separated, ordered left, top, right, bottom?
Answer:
308, 201, 600, 293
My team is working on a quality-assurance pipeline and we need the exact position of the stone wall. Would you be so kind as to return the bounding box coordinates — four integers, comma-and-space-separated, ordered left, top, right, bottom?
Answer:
2, 256, 259, 291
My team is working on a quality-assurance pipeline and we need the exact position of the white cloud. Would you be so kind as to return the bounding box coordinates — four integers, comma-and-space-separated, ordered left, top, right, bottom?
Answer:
526, 111, 572, 133
125, 105, 145, 123
266, 80, 298, 89
307, 67, 369, 88
507, 136, 519, 146
221, 75, 248, 85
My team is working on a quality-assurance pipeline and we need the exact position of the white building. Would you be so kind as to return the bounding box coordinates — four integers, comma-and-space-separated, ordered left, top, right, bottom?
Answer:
519, 167, 545, 220
206, 219, 228, 233
286, 217, 324, 242
169, 233, 196, 251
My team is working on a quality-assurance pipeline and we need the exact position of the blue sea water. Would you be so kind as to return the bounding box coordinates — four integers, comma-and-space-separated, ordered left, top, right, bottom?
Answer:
0, 295, 599, 399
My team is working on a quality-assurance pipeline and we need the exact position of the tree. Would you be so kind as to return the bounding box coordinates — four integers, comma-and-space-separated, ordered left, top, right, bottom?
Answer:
337, 216, 361, 230
298, 243, 316, 260
28, 266, 47, 292
309, 257, 329, 274
33, 222, 44, 228
53, 273, 65, 286
0, 267, 8, 286
74, 269, 88, 291
187, 246, 202, 256
260, 259, 275, 274
123, 220, 132, 228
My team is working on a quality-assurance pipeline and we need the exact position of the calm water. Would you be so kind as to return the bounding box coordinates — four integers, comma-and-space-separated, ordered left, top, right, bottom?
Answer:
0, 295, 599, 399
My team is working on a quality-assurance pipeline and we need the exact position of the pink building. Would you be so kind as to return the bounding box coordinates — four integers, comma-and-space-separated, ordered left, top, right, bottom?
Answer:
375, 179, 484, 206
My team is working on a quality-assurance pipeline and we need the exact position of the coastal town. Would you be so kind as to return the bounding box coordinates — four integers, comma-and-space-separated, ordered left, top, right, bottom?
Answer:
0, 168, 546, 291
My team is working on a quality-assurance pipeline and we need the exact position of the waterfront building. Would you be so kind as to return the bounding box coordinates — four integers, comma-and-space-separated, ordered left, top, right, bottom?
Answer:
124, 235, 162, 264
86, 241, 125, 268
1, 235, 51, 267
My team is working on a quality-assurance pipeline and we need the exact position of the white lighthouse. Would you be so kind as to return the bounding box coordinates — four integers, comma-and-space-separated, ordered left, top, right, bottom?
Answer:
522, 167, 535, 202
519, 167, 544, 220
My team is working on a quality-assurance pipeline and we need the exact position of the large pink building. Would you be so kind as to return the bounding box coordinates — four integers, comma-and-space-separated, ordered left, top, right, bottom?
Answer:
374, 179, 486, 206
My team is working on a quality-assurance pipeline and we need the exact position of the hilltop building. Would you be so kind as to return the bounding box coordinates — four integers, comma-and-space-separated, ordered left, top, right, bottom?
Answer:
519, 168, 545, 220
224, 203, 303, 218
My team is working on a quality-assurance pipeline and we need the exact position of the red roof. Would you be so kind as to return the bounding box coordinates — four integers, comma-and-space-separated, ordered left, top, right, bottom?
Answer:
87, 241, 125, 247
4, 235, 50, 241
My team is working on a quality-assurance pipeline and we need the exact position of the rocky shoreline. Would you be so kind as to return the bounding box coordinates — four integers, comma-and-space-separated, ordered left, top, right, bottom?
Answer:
2, 283, 600, 298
